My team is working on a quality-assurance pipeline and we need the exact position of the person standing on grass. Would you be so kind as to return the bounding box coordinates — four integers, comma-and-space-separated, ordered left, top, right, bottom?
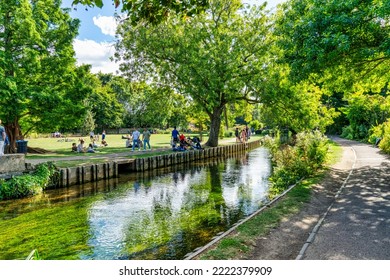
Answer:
240, 128, 247, 143
0, 119, 5, 156
171, 126, 179, 144
132, 128, 141, 151
142, 128, 151, 150
246, 125, 251, 140
235, 127, 241, 143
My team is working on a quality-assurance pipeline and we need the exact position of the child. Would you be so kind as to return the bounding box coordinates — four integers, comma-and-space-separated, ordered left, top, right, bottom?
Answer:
71, 143, 77, 152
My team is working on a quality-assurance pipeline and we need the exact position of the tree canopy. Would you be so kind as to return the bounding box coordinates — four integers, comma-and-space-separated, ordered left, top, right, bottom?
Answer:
0, 0, 90, 150
115, 0, 275, 146
276, 0, 390, 86
72, 0, 209, 25
274, 0, 389, 149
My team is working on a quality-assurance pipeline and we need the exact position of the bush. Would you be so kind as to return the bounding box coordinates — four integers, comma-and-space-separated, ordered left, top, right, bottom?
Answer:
265, 130, 329, 198
378, 121, 390, 153
368, 123, 385, 145
249, 120, 263, 130
0, 163, 58, 200
295, 130, 329, 171
224, 131, 234, 138
341, 125, 354, 139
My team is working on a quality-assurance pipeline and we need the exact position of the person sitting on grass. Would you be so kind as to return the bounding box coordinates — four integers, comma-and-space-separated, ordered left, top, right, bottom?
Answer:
71, 143, 77, 152
87, 143, 96, 153
77, 139, 86, 153
101, 140, 108, 146
125, 137, 132, 148
191, 136, 202, 150
92, 139, 99, 148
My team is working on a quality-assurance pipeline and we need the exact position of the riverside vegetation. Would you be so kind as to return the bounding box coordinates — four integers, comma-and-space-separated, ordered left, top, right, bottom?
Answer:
0, 163, 58, 200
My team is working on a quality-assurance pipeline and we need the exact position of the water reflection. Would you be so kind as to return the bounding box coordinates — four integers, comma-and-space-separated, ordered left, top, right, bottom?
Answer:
0, 148, 271, 260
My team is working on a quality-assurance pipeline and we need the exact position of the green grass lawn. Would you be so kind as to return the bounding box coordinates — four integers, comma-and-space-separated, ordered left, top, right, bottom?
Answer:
27, 133, 173, 153
26, 133, 261, 161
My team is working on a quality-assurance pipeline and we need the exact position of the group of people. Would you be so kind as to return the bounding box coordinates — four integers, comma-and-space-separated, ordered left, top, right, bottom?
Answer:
125, 128, 151, 151
72, 139, 97, 153
235, 125, 251, 143
171, 126, 202, 151
72, 130, 107, 153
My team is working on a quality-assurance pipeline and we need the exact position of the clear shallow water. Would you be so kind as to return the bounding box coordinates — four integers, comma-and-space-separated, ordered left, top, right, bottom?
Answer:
0, 148, 271, 260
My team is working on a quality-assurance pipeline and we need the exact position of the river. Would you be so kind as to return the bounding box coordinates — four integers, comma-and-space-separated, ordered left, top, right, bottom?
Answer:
0, 147, 271, 260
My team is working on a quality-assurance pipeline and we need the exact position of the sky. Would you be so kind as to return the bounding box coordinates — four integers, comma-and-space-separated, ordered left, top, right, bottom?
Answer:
62, 0, 287, 74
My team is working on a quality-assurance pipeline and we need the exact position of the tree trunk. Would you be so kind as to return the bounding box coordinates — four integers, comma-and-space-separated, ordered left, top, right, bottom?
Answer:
4, 119, 23, 153
205, 106, 224, 147
224, 107, 229, 130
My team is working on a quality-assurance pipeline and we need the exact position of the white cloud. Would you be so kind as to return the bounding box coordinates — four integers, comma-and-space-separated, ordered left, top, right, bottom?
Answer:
73, 39, 119, 74
92, 15, 118, 37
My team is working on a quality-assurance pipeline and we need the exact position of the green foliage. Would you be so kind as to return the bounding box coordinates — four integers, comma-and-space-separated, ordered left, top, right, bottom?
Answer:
370, 120, 390, 153
378, 121, 390, 153
72, 0, 209, 25
82, 110, 95, 136
249, 120, 262, 131
341, 125, 354, 140
276, 0, 390, 83
340, 91, 390, 141
0, 163, 58, 200
261, 134, 281, 156
295, 130, 329, 171
259, 72, 339, 133
0, 0, 90, 145
275, 0, 389, 145
26, 249, 41, 260
88, 74, 125, 130
264, 131, 329, 198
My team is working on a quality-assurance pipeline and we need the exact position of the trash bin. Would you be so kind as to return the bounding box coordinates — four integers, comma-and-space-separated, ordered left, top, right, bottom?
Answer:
16, 140, 28, 154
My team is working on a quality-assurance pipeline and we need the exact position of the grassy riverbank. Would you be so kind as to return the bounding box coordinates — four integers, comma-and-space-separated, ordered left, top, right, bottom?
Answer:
196, 140, 343, 260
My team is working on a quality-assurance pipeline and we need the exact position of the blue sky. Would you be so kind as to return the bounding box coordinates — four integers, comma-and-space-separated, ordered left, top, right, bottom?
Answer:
62, 0, 287, 74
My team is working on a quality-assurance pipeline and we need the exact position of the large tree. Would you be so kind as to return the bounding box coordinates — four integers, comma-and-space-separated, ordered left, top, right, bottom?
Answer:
274, 0, 390, 142
0, 0, 89, 151
276, 0, 390, 86
115, 0, 274, 146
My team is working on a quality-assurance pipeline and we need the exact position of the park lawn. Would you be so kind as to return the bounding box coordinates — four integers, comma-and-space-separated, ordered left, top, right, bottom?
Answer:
27, 133, 173, 153
25, 133, 261, 160
26, 133, 258, 160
